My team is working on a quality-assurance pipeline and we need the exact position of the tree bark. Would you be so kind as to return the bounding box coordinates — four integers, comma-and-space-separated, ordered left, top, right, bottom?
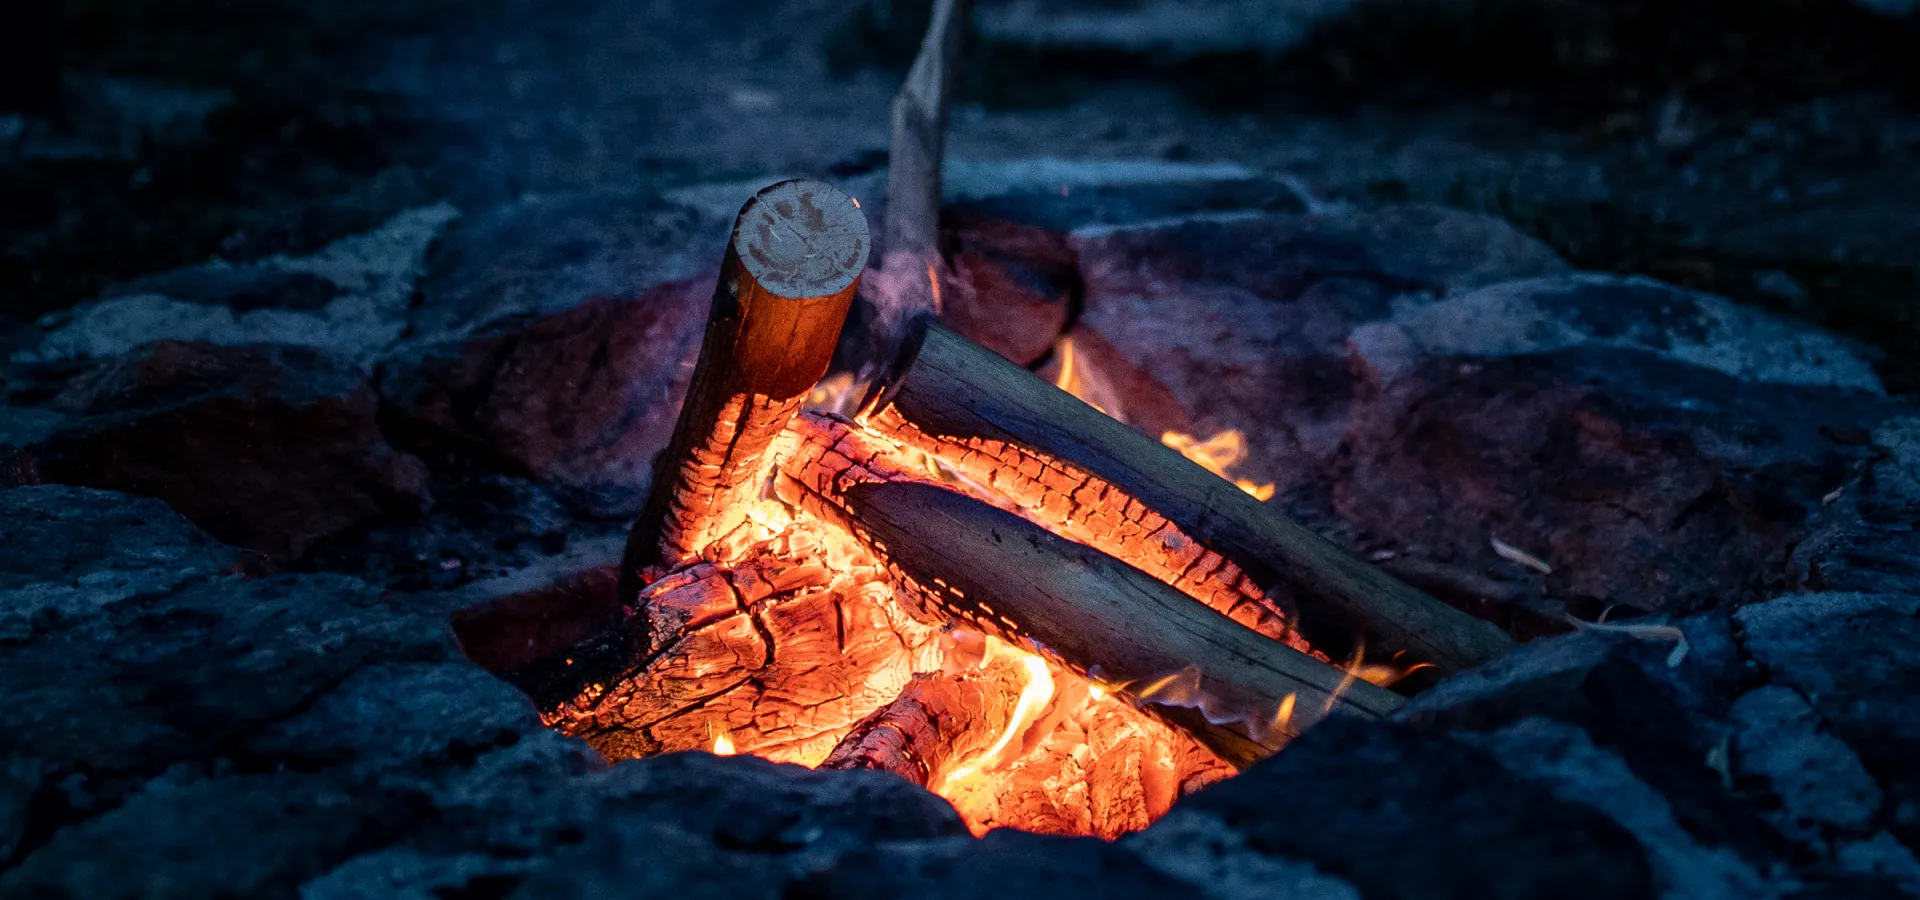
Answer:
622, 179, 869, 602
863, 326, 1515, 678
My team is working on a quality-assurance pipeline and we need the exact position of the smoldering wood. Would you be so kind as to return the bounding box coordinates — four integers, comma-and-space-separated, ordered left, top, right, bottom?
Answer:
866, 326, 1516, 677
775, 412, 1314, 654
788, 476, 1406, 768
622, 179, 869, 601
545, 532, 942, 766
819, 655, 1027, 787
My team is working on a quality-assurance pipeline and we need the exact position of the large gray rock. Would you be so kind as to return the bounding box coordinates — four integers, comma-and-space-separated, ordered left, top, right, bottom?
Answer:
1059, 214, 1904, 615
1, 341, 428, 561
1151, 719, 1656, 900
1737, 593, 1920, 852
13, 205, 458, 366
0, 485, 245, 643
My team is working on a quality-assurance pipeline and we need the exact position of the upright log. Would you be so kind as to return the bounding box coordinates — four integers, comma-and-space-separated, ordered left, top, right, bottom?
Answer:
622, 179, 869, 594
817, 480, 1406, 768
865, 326, 1515, 677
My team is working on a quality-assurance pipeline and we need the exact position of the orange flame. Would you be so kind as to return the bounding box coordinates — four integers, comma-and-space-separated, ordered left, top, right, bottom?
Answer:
711, 727, 736, 756
1161, 430, 1275, 501
939, 641, 1056, 790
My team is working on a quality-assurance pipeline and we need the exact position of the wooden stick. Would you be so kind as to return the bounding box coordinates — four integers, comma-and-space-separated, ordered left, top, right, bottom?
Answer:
863, 0, 972, 376
800, 478, 1405, 768
885, 0, 970, 265
621, 179, 869, 595
864, 326, 1515, 677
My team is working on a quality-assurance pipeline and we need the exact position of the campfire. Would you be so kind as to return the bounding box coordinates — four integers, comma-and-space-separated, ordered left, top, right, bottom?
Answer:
526, 179, 1513, 838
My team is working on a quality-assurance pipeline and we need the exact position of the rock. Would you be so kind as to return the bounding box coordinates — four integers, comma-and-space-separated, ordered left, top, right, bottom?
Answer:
1790, 417, 1920, 596
1153, 719, 1655, 900
1, 341, 428, 561
1124, 812, 1360, 900
1331, 348, 1894, 617
1729, 684, 1920, 890
0, 772, 421, 900
406, 191, 718, 347
1736, 593, 1920, 851
1066, 212, 1903, 615
445, 534, 625, 674
378, 278, 708, 518
505, 820, 786, 900
1731, 685, 1886, 844
0, 485, 244, 643
1392, 274, 1884, 393
300, 848, 530, 900
246, 662, 538, 776
14, 204, 458, 366
791, 830, 1192, 900
1459, 718, 1779, 898
1398, 617, 1787, 866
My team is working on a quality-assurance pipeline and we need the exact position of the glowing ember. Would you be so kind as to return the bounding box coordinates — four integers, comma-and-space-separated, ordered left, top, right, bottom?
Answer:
937, 639, 1055, 790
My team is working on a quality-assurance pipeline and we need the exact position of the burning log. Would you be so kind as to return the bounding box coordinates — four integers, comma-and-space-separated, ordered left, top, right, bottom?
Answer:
622, 179, 869, 591
864, 326, 1516, 677
788, 474, 1406, 768
775, 413, 1315, 654
544, 520, 942, 765
820, 646, 1031, 788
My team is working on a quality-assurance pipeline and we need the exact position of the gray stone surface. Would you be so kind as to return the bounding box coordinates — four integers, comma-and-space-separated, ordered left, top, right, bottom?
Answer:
1736, 593, 1920, 852
2, 341, 428, 561
1155, 718, 1656, 900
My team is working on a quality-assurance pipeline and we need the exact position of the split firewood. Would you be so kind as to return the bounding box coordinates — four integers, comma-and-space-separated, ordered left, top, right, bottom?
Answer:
622, 179, 869, 601
863, 326, 1516, 677
773, 412, 1314, 654
545, 518, 941, 766
819, 649, 1030, 787
783, 472, 1405, 768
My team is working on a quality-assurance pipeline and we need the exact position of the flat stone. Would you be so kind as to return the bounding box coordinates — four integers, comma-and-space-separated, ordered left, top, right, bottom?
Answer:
15, 205, 458, 366
0, 485, 243, 643
1460, 717, 1779, 898
1736, 592, 1920, 851
2, 341, 427, 561
1155, 719, 1655, 900
791, 830, 1193, 900
378, 278, 708, 518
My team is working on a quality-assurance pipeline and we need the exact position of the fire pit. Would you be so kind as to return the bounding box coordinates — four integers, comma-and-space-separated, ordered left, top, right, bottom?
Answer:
512, 178, 1508, 836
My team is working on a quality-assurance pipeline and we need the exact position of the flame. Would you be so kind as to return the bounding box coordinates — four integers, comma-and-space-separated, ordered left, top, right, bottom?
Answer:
939, 641, 1056, 790
1322, 644, 1364, 715
927, 261, 944, 315
1162, 429, 1276, 501
711, 727, 736, 756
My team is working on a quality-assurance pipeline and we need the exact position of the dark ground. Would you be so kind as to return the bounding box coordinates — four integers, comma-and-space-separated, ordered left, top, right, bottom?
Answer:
5, 0, 1919, 390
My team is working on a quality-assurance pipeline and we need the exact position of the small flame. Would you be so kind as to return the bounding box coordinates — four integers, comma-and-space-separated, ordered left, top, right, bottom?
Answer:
1322, 644, 1365, 715
927, 261, 944, 315
711, 727, 736, 756
940, 644, 1056, 789
1271, 692, 1297, 736
1162, 430, 1274, 501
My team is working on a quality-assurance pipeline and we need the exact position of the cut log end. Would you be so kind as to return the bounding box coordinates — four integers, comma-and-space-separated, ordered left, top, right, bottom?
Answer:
733, 179, 870, 300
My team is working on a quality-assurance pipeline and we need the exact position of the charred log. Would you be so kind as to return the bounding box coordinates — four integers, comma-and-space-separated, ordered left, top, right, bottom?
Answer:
865, 326, 1515, 677
622, 179, 869, 596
